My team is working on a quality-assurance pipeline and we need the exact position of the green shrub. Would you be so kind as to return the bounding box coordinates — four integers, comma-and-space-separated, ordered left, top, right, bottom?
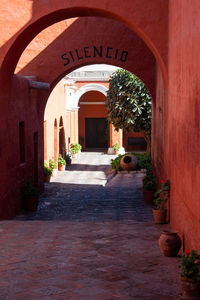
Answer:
154, 179, 170, 210
58, 154, 66, 166
22, 180, 39, 198
111, 152, 152, 171
49, 158, 57, 170
112, 142, 120, 151
44, 164, 52, 176
143, 171, 156, 191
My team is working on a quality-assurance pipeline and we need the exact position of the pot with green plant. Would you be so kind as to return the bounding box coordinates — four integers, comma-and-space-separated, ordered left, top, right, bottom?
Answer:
58, 154, 66, 171
113, 142, 120, 155
65, 153, 72, 165
153, 179, 170, 224
49, 158, 57, 176
142, 171, 156, 204
77, 143, 82, 154
44, 162, 52, 182
179, 250, 200, 299
22, 180, 39, 211
70, 143, 79, 158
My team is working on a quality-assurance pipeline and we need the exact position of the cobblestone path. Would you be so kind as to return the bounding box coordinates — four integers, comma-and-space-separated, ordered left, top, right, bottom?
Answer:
0, 152, 181, 299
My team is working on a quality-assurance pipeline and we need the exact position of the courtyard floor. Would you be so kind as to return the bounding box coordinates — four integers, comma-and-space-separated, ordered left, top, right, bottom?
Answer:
0, 152, 181, 299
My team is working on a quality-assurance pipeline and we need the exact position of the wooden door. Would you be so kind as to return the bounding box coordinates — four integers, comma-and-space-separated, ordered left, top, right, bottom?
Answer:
85, 118, 108, 148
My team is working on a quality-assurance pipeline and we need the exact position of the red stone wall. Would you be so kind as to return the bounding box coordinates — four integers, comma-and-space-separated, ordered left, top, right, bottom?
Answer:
0, 75, 44, 218
166, 0, 200, 251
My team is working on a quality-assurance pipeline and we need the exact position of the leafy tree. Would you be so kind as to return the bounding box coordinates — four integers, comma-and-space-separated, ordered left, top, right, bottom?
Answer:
105, 69, 152, 153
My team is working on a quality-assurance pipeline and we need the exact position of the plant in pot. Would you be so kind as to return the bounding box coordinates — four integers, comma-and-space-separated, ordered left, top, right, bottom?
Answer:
77, 143, 82, 154
70, 143, 79, 158
49, 158, 57, 176
142, 171, 156, 204
58, 154, 66, 171
22, 180, 39, 211
179, 250, 200, 298
153, 179, 170, 224
44, 162, 52, 182
113, 142, 120, 155
65, 153, 72, 165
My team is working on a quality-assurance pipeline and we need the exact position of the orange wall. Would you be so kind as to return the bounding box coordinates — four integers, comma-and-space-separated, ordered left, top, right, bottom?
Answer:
44, 79, 66, 165
78, 91, 107, 149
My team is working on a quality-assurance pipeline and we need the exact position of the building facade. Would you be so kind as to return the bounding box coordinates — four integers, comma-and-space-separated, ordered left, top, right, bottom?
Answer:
0, 1, 199, 251
44, 66, 146, 163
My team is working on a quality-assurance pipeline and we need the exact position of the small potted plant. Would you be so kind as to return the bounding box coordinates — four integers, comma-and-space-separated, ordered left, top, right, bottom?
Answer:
65, 153, 72, 165
49, 158, 57, 176
22, 180, 39, 211
153, 179, 170, 224
142, 171, 156, 204
44, 162, 52, 182
70, 143, 79, 158
58, 154, 66, 171
77, 143, 82, 154
179, 250, 200, 298
113, 142, 120, 155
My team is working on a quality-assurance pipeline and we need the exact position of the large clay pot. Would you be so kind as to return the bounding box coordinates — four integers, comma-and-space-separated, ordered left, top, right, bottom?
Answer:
143, 189, 154, 205
120, 154, 138, 171
159, 230, 181, 257
152, 209, 166, 224
180, 277, 200, 299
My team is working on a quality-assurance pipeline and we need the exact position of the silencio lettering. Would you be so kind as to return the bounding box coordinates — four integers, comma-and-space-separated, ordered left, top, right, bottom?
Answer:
61, 46, 128, 66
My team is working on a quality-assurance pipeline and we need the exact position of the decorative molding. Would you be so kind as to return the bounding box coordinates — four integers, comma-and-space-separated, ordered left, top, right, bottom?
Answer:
79, 102, 105, 105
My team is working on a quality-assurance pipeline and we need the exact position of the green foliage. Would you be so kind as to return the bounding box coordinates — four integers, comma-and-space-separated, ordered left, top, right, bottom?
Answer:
58, 154, 66, 166
153, 179, 170, 210
111, 152, 151, 171
22, 180, 39, 198
143, 171, 156, 191
180, 250, 200, 283
49, 158, 57, 170
70, 143, 81, 154
111, 154, 123, 171
112, 142, 120, 151
44, 163, 52, 176
105, 69, 151, 148
133, 152, 151, 170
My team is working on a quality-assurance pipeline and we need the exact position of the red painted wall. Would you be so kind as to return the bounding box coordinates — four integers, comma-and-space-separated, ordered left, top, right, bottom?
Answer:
165, 0, 200, 251
1, 0, 200, 253
0, 75, 44, 218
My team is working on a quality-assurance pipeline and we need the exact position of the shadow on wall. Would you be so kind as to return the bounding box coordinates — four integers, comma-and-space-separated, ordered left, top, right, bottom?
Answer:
16, 17, 156, 98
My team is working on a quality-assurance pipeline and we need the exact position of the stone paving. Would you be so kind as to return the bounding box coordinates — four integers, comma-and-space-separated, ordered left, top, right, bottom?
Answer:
0, 152, 181, 299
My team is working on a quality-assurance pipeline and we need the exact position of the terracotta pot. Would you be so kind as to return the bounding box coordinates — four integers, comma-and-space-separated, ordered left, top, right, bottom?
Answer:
114, 150, 119, 155
120, 155, 138, 171
152, 209, 166, 224
180, 277, 200, 299
58, 164, 65, 171
44, 175, 51, 183
72, 153, 77, 159
159, 230, 181, 257
25, 196, 38, 211
143, 189, 154, 204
